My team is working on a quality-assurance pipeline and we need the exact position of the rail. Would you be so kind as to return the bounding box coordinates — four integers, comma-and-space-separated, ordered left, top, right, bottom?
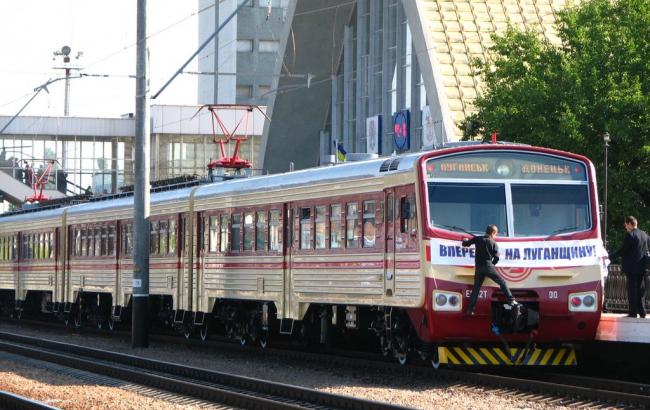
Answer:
0, 331, 409, 410
0, 390, 59, 410
603, 264, 650, 313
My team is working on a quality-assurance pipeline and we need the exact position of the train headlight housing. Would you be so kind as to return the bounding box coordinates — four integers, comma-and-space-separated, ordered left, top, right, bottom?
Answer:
568, 291, 598, 312
433, 291, 462, 311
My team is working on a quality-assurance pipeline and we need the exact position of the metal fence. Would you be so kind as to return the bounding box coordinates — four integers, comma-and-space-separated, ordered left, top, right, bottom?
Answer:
603, 264, 650, 313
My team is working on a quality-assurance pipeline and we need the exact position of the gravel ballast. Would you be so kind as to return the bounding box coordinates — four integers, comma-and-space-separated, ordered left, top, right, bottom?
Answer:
0, 322, 579, 409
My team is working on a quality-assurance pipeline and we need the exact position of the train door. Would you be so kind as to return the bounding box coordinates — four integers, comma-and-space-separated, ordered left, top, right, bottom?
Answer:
54, 227, 62, 304
177, 214, 189, 313
384, 189, 396, 297
281, 203, 294, 327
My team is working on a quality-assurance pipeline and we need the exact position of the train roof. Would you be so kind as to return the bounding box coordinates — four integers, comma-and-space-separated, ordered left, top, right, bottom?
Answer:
1, 142, 582, 225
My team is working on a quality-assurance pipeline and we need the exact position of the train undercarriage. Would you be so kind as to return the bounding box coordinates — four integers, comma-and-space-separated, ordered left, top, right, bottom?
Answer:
0, 291, 576, 367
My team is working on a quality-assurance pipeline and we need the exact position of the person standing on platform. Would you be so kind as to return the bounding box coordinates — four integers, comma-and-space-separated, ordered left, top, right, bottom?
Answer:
611, 216, 650, 318
461, 224, 516, 315
24, 161, 33, 187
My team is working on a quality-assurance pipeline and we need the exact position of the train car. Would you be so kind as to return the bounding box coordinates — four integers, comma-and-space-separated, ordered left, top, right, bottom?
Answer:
0, 142, 606, 366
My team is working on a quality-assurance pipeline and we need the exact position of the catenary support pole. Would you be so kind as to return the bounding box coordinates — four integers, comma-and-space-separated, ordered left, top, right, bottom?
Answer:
132, 0, 150, 348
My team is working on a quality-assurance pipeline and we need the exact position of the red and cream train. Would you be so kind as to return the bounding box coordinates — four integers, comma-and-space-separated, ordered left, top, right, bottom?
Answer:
0, 143, 606, 365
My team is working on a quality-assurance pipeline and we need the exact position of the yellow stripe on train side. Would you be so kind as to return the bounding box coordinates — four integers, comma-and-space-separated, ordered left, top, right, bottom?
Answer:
437, 346, 577, 366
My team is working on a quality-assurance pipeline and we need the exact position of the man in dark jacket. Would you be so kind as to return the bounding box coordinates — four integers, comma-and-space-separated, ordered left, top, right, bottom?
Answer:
611, 216, 650, 318
462, 224, 516, 315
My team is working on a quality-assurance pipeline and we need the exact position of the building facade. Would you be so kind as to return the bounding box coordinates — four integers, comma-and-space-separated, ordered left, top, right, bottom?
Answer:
197, 0, 288, 105
0, 105, 265, 206
261, 0, 570, 173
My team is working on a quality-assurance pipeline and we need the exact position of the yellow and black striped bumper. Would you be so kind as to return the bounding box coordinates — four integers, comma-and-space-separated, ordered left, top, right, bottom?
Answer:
438, 346, 576, 366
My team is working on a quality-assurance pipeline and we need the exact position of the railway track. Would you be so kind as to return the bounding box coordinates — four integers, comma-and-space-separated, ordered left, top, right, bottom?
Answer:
0, 331, 409, 410
0, 390, 59, 410
2, 321, 650, 409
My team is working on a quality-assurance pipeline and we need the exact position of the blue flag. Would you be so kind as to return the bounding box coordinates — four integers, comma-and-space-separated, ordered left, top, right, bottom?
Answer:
335, 142, 347, 162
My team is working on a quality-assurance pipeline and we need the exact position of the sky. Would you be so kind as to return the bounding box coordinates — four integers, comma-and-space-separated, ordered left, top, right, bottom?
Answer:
0, 0, 200, 118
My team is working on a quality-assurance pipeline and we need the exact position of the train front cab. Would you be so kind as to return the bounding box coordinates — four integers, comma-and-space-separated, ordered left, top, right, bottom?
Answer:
416, 146, 605, 366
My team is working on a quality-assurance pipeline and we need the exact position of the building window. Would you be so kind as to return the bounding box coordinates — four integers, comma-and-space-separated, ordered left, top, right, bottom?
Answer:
237, 39, 253, 52
259, 40, 280, 53
236, 85, 253, 98
330, 204, 343, 249
258, 85, 272, 98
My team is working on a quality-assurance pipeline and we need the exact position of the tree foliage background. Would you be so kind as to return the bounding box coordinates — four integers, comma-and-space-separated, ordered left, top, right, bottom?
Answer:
462, 0, 650, 255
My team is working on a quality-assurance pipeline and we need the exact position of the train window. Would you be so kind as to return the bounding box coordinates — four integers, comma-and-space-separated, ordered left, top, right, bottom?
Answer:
399, 196, 417, 235
363, 201, 376, 248
74, 229, 80, 256
126, 224, 134, 256
220, 215, 229, 252
94, 228, 102, 257
346, 203, 361, 248
159, 220, 169, 255
209, 216, 219, 253
330, 205, 343, 249
315, 206, 327, 249
231, 213, 241, 252
150, 221, 159, 255
82, 230, 87, 257
269, 210, 280, 251
108, 226, 116, 256
300, 207, 311, 249
244, 213, 254, 251
100, 227, 108, 256
0, 237, 5, 260
169, 220, 177, 255
45, 232, 54, 259
256, 211, 267, 251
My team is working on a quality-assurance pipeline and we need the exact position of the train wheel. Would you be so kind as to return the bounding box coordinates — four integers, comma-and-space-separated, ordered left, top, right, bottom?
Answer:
259, 330, 269, 349
96, 320, 103, 330
74, 315, 82, 329
108, 318, 115, 331
184, 329, 192, 339
240, 335, 247, 346
396, 352, 408, 366
199, 324, 209, 341
431, 349, 441, 369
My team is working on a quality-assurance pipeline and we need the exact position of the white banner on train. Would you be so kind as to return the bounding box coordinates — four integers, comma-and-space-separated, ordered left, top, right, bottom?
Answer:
430, 238, 608, 268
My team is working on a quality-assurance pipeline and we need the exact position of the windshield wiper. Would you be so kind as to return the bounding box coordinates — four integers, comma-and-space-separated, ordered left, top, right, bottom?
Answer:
545, 226, 579, 240
433, 223, 474, 236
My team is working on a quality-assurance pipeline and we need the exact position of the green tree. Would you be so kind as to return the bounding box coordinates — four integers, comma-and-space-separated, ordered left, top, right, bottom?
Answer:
462, 0, 650, 253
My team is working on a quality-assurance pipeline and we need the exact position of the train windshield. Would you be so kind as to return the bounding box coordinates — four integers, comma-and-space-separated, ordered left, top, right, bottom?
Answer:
425, 151, 592, 238
428, 183, 508, 236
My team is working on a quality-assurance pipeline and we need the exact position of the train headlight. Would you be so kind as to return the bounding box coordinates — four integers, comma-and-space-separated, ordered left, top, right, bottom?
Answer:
568, 292, 598, 312
433, 291, 462, 312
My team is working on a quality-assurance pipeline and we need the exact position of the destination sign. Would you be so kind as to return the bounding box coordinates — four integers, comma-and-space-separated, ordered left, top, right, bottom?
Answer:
426, 152, 587, 181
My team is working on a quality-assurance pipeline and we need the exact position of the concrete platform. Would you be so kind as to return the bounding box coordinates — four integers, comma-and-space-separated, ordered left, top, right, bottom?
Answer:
595, 313, 650, 343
